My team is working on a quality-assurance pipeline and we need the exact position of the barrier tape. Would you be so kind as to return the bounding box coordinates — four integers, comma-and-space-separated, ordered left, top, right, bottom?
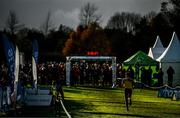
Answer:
60, 99, 71, 118
134, 80, 180, 90
112, 78, 180, 90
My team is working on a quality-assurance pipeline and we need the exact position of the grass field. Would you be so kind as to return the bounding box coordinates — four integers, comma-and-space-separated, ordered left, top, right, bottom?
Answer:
62, 87, 180, 118
1, 86, 180, 118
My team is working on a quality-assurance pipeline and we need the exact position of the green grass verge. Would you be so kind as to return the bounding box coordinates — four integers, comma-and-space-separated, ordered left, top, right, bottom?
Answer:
1, 87, 180, 118
63, 87, 180, 118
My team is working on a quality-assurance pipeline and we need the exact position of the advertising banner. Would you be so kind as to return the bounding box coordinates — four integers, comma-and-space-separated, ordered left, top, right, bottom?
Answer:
25, 94, 52, 106
158, 86, 180, 99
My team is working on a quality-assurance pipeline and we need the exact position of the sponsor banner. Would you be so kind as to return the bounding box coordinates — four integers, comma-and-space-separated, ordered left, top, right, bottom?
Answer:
0, 34, 15, 91
13, 45, 20, 102
158, 86, 180, 99
32, 39, 38, 63
32, 57, 37, 89
25, 94, 52, 106
37, 89, 50, 95
25, 88, 50, 95
32, 39, 38, 89
25, 88, 36, 94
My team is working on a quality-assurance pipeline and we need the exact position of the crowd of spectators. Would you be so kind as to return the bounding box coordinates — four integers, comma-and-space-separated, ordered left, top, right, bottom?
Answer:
13, 61, 113, 87
0, 61, 167, 89
70, 62, 112, 86
0, 61, 166, 88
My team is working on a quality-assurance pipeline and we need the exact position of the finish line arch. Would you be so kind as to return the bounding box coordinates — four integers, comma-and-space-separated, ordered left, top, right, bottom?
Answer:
66, 56, 116, 86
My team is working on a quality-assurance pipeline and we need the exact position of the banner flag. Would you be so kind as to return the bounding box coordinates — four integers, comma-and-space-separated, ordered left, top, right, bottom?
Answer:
32, 39, 38, 89
32, 39, 38, 63
14, 45, 20, 101
32, 57, 37, 89
0, 34, 15, 93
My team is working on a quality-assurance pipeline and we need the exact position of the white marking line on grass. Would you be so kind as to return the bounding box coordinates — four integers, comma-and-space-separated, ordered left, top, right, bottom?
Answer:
60, 100, 71, 118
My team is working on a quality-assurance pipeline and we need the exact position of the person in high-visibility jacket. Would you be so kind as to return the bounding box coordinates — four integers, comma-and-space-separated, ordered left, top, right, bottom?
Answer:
121, 72, 134, 111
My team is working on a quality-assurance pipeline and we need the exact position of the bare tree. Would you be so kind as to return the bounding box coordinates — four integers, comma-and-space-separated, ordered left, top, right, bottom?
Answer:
41, 11, 53, 35
144, 11, 157, 23
79, 2, 101, 27
106, 12, 141, 32
6, 10, 22, 35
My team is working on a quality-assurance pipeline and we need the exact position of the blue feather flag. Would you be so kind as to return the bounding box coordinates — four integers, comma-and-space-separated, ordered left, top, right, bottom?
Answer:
32, 39, 38, 63
0, 34, 15, 93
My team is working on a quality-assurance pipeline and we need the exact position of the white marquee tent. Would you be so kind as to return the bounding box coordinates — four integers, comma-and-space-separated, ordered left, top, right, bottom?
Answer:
148, 36, 166, 60
157, 32, 180, 86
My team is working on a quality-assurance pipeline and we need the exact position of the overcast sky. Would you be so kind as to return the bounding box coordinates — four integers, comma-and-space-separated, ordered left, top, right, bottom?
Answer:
0, 0, 162, 30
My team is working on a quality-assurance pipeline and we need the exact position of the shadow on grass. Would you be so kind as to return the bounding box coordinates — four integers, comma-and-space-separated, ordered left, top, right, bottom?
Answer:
64, 99, 93, 111
64, 88, 83, 94
131, 100, 165, 110
163, 112, 180, 116
8, 99, 89, 117
64, 86, 124, 96
19, 106, 55, 117
87, 99, 125, 104
74, 86, 123, 92
80, 111, 154, 118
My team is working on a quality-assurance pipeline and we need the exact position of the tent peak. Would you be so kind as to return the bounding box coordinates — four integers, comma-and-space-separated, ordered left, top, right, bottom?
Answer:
153, 35, 164, 48
157, 32, 180, 62
124, 50, 158, 66
172, 31, 179, 42
148, 36, 166, 60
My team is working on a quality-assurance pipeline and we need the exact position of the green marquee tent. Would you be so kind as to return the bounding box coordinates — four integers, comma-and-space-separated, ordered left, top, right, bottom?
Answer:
123, 51, 158, 66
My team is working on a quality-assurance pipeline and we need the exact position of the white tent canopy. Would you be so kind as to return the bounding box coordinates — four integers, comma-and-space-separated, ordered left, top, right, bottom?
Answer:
148, 36, 166, 60
157, 32, 180, 86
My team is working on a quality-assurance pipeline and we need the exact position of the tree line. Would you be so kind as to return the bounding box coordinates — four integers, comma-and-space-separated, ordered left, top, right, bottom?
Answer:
1, 0, 180, 63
